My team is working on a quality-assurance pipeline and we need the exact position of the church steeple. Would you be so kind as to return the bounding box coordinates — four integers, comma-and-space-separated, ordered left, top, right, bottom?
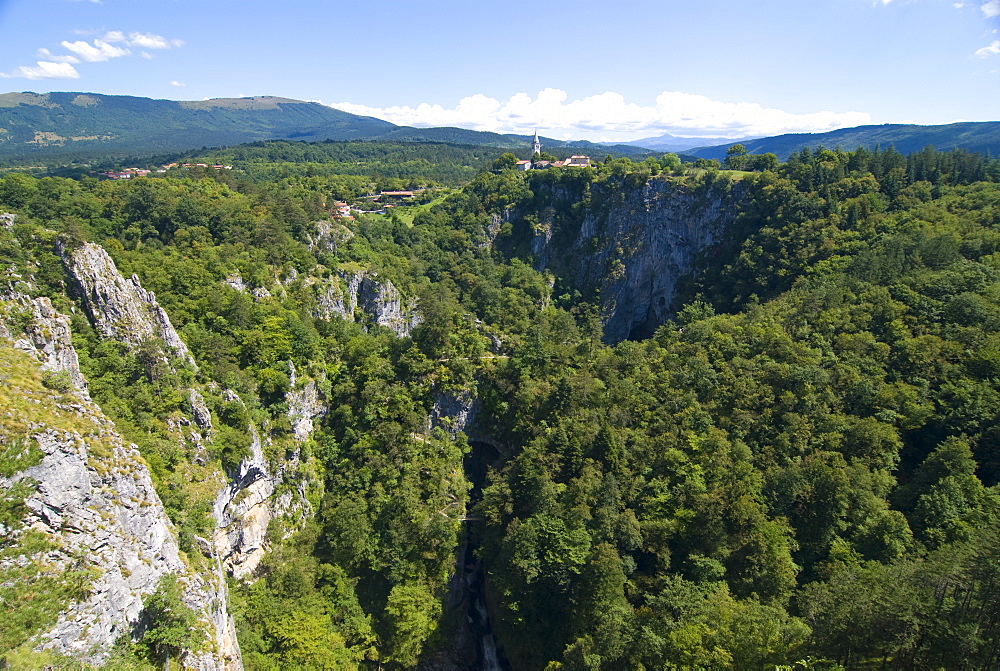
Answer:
532, 129, 541, 157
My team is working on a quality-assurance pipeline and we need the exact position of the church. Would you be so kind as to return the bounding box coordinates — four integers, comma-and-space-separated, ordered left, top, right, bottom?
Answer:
516, 130, 591, 170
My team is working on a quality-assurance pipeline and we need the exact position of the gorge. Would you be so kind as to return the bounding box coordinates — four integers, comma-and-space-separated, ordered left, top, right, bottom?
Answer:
3, 143, 1000, 668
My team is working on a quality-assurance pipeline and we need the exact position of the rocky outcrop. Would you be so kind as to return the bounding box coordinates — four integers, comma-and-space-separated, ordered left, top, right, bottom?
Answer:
311, 270, 422, 337
357, 272, 422, 337
58, 241, 216, 459
190, 389, 213, 432
309, 274, 353, 322
212, 391, 313, 580
224, 261, 421, 338
307, 219, 354, 253
528, 176, 744, 343
1, 293, 88, 391
286, 363, 328, 442
0, 302, 240, 668
224, 273, 248, 294
22, 427, 183, 659
430, 390, 479, 440
59, 241, 196, 369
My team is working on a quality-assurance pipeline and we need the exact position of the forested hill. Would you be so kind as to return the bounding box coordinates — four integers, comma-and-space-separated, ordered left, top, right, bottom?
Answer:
683, 120, 1000, 160
174, 138, 655, 190
0, 91, 648, 166
4, 146, 1000, 668
0, 92, 395, 162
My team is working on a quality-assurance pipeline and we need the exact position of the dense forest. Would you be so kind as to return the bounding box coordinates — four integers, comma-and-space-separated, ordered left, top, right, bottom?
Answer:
684, 120, 1000, 161
2, 139, 1000, 669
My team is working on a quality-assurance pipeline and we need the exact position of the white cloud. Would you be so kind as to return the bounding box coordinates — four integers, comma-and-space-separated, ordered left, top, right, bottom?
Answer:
0, 61, 80, 80
4, 30, 184, 80
170, 80, 186, 87
141, 52, 153, 59
329, 89, 872, 142
126, 32, 184, 49
975, 39, 1000, 56
36, 48, 80, 64
984, 1, 1000, 17
102, 31, 183, 49
61, 38, 130, 62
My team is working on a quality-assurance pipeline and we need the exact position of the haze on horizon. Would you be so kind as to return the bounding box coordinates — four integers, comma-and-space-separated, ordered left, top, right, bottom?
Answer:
0, 0, 998, 143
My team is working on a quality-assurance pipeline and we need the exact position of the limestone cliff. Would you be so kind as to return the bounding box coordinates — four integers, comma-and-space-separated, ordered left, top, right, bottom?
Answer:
226, 265, 421, 338
1, 292, 88, 390
526, 175, 744, 342
307, 218, 354, 253
309, 270, 422, 337
286, 361, 328, 442
0, 296, 240, 669
211, 361, 326, 580
59, 241, 196, 369
58, 239, 317, 587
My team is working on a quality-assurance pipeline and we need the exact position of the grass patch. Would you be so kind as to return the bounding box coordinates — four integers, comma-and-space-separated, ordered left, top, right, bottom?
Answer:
392, 194, 450, 226
1, 644, 80, 670
0, 437, 43, 477
0, 529, 95, 659
336, 261, 367, 275
0, 344, 104, 447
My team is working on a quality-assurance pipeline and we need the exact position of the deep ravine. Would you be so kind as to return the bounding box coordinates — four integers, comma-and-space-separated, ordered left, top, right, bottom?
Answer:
462, 440, 508, 671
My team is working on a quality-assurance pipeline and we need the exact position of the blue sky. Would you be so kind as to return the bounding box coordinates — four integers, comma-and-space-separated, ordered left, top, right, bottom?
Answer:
1, 0, 998, 141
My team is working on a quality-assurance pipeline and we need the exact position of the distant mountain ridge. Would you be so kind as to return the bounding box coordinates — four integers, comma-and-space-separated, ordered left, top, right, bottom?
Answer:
623, 132, 760, 152
0, 91, 648, 165
683, 121, 1000, 160
8, 91, 994, 167
0, 92, 397, 161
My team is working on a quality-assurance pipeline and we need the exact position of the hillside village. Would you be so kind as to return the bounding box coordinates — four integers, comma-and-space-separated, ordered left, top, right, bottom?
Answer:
515, 130, 591, 170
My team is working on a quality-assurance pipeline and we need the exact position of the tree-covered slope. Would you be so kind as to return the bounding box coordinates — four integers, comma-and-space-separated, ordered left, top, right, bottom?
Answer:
686, 121, 1000, 161
0, 92, 397, 163
3, 145, 1000, 668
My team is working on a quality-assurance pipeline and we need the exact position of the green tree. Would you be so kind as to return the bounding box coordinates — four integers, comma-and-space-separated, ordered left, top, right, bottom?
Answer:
725, 144, 749, 170
139, 575, 205, 664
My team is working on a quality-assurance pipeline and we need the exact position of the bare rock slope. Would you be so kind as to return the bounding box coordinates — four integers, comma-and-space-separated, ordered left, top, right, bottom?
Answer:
0, 294, 239, 668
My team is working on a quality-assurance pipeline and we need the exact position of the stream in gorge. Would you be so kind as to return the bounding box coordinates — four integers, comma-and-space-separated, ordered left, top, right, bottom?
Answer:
440, 440, 509, 670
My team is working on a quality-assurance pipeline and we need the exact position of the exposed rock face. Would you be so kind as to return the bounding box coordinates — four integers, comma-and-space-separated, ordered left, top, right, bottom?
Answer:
213, 390, 313, 580
224, 273, 248, 293
310, 274, 353, 322
529, 176, 744, 343
0, 302, 240, 669
22, 426, 184, 659
190, 389, 213, 432
179, 564, 242, 671
307, 219, 354, 253
430, 390, 479, 440
357, 272, 422, 337
1, 293, 88, 391
311, 270, 422, 337
213, 423, 273, 579
59, 241, 196, 368
286, 364, 328, 442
